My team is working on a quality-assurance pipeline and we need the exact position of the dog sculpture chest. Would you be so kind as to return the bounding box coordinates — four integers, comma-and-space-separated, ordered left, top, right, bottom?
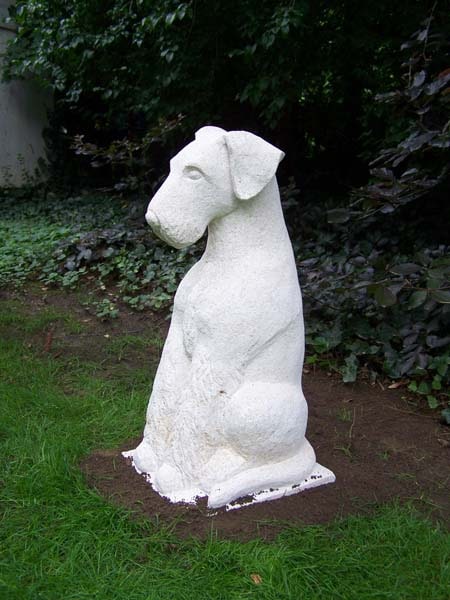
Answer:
125, 126, 335, 508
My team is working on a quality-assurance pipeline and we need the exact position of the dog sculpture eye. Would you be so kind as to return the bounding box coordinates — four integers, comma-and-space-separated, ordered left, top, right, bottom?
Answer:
184, 166, 204, 180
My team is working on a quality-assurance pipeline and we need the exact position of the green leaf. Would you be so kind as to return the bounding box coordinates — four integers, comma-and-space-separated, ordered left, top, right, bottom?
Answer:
427, 278, 441, 290
432, 375, 442, 391
430, 290, 450, 304
407, 290, 427, 310
427, 395, 439, 410
418, 381, 430, 395
311, 336, 330, 354
374, 286, 397, 307
431, 257, 450, 267
390, 263, 421, 275
327, 208, 350, 224
408, 381, 418, 392
165, 12, 176, 25
428, 268, 449, 280
341, 354, 358, 383
434, 357, 449, 377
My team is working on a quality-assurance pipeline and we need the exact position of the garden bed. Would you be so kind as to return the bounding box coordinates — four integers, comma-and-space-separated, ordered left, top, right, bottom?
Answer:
82, 369, 450, 541
3, 285, 448, 541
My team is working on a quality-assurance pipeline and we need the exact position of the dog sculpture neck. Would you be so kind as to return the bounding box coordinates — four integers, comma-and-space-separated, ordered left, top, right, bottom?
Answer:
205, 178, 288, 263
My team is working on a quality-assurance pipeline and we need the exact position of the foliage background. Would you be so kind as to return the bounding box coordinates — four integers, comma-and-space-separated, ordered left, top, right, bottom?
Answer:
1, 0, 449, 409
5, 0, 447, 194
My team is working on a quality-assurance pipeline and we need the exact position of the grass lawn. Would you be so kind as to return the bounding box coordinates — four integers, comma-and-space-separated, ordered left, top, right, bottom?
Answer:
0, 296, 449, 600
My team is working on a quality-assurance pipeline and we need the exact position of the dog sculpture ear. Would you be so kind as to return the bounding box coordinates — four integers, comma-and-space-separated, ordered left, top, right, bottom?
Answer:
224, 131, 285, 201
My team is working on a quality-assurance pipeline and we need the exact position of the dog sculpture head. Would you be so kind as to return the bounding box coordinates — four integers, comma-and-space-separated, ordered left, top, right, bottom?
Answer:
146, 126, 285, 249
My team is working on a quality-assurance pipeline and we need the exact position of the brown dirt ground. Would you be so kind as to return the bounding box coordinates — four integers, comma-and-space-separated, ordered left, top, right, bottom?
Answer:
3, 287, 449, 541
0, 284, 169, 369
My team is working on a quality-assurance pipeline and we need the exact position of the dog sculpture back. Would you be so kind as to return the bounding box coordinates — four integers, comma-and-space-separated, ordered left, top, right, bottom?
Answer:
124, 127, 335, 508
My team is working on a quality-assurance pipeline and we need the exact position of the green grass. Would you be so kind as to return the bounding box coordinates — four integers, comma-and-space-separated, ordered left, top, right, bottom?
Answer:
0, 301, 449, 599
107, 333, 164, 360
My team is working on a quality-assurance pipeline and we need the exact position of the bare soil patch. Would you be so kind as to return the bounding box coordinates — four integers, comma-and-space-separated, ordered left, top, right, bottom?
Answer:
81, 372, 450, 541
0, 285, 169, 369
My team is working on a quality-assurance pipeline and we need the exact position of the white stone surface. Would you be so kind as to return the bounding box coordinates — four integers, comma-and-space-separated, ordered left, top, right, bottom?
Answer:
225, 463, 336, 511
125, 126, 335, 508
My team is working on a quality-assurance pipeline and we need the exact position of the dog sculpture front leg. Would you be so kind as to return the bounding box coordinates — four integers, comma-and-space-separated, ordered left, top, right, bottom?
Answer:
144, 336, 244, 498
129, 309, 190, 475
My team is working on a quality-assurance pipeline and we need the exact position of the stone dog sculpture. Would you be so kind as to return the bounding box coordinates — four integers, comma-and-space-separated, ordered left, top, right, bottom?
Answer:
124, 126, 335, 509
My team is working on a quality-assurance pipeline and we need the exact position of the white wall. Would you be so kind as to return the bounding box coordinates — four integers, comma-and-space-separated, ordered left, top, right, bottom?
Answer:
0, 0, 51, 186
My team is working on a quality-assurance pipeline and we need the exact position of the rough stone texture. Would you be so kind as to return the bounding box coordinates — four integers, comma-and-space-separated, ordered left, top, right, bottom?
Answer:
125, 127, 335, 507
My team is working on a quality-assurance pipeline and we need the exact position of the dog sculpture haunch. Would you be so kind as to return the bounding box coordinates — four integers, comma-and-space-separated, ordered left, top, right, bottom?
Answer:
125, 126, 335, 508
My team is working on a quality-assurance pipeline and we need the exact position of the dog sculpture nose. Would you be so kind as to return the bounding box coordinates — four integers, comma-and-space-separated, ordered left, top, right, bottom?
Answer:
146, 209, 160, 230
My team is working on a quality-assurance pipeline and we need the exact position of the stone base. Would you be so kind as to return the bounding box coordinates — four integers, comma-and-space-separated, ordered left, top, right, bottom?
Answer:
123, 449, 335, 512
225, 463, 336, 511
